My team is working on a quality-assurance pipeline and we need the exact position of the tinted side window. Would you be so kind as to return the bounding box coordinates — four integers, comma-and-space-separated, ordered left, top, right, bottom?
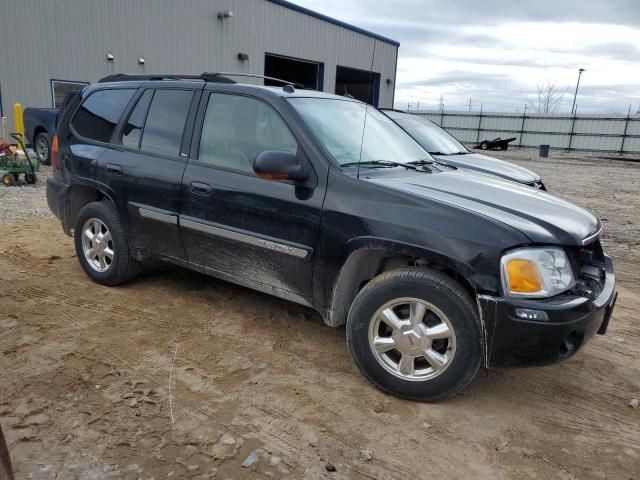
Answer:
198, 93, 297, 174
72, 89, 135, 143
122, 90, 153, 149
140, 89, 193, 156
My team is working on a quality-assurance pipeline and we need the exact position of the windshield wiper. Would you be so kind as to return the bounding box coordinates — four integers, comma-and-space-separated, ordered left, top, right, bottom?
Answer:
405, 159, 435, 172
341, 160, 418, 170
429, 151, 468, 156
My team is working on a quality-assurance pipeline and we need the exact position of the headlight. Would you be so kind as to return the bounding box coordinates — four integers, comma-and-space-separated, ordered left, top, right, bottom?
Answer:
501, 247, 575, 298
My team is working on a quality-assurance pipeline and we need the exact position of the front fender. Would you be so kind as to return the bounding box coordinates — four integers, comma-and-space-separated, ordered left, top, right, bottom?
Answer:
325, 237, 485, 327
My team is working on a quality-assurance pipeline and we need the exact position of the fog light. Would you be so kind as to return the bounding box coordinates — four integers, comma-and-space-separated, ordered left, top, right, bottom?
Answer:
515, 308, 549, 321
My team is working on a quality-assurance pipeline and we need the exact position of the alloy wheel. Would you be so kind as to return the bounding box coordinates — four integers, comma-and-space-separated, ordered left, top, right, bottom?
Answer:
368, 297, 456, 381
81, 218, 114, 272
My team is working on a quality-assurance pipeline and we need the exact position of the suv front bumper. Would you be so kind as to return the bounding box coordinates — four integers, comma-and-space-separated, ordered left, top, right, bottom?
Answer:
479, 255, 616, 368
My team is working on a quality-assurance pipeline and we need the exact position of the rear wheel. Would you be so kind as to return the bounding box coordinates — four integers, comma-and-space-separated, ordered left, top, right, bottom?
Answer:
480, 141, 489, 150
74, 201, 140, 286
346, 268, 482, 402
34, 132, 50, 164
24, 173, 37, 184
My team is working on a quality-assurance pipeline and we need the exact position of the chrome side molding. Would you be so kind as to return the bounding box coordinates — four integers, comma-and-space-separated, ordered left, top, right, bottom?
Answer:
180, 217, 310, 259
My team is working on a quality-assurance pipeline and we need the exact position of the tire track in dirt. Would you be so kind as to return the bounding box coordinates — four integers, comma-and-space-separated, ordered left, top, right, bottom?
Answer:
16, 285, 259, 348
250, 402, 424, 480
12, 279, 640, 479
24, 284, 422, 479
516, 374, 640, 447
0, 247, 57, 276
92, 333, 417, 479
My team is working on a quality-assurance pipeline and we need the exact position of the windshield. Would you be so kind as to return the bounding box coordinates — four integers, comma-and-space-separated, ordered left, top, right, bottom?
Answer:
385, 112, 468, 155
288, 98, 430, 166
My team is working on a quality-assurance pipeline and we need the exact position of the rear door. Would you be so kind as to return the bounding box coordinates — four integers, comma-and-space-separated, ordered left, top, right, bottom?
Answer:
96, 86, 199, 259
67, 87, 137, 183
179, 90, 325, 303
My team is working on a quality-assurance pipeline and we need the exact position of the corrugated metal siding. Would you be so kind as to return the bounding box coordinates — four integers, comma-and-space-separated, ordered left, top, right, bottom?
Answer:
418, 111, 640, 153
0, 0, 397, 129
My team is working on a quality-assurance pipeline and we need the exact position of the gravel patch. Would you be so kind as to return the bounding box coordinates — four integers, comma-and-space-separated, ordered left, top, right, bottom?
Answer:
0, 164, 53, 224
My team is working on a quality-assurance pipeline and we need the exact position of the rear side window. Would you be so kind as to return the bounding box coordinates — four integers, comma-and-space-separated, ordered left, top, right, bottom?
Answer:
122, 90, 153, 149
140, 89, 193, 156
72, 89, 135, 143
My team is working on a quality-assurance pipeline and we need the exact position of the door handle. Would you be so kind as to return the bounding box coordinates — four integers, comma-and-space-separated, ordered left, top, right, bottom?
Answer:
190, 181, 212, 195
105, 163, 123, 175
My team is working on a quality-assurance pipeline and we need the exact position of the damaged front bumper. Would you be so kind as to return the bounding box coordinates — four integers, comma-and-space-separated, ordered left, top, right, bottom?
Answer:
478, 256, 616, 368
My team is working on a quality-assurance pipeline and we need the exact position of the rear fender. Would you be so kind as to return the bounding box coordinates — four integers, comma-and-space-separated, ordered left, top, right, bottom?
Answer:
63, 180, 119, 235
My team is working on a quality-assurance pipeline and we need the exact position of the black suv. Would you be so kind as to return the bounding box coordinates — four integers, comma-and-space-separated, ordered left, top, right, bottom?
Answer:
47, 73, 617, 401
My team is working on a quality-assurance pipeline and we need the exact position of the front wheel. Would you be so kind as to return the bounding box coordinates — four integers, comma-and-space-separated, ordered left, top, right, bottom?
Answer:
346, 268, 482, 402
1, 174, 15, 186
74, 201, 140, 286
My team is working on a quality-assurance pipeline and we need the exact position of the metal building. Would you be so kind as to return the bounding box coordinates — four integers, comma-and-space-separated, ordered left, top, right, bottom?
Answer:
0, 0, 399, 129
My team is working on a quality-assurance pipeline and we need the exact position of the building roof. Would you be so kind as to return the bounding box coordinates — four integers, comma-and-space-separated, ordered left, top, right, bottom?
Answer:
265, 0, 400, 47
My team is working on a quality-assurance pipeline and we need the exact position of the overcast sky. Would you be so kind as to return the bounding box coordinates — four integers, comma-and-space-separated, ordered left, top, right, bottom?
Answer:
297, 0, 640, 114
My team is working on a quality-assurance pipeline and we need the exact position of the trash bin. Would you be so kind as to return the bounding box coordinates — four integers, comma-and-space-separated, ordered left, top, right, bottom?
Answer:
539, 144, 550, 158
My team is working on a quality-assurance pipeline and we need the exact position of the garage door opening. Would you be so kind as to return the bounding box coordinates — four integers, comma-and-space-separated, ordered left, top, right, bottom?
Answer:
264, 54, 323, 90
335, 66, 380, 106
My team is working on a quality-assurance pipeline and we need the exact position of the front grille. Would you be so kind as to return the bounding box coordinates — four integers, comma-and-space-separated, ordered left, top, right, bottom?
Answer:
571, 240, 606, 299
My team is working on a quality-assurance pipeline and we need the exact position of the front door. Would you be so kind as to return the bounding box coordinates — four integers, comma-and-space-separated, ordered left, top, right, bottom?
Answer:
180, 91, 324, 303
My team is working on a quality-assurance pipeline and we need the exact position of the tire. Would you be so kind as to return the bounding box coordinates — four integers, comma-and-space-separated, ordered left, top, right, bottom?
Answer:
34, 132, 51, 165
1, 174, 15, 186
480, 141, 488, 150
73, 201, 140, 286
24, 173, 36, 185
346, 268, 482, 402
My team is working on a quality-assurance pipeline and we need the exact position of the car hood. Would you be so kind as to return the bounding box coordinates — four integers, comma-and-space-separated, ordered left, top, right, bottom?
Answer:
431, 152, 540, 184
368, 170, 599, 245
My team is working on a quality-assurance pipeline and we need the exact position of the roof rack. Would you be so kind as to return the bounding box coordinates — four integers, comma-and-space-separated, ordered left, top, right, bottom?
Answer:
98, 73, 236, 83
98, 72, 304, 90
202, 72, 305, 89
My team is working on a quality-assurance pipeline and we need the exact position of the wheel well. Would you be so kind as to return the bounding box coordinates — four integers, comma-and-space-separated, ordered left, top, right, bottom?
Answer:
327, 249, 476, 327
64, 185, 108, 235
33, 126, 47, 142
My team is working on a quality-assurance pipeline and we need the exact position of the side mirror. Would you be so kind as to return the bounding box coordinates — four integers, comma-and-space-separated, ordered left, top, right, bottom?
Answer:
253, 150, 309, 182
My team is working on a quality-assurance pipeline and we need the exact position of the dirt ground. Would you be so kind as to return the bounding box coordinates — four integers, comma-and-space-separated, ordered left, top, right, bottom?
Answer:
1, 150, 639, 479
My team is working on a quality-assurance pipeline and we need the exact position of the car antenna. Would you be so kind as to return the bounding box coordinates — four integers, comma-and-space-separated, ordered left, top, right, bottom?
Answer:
356, 38, 377, 180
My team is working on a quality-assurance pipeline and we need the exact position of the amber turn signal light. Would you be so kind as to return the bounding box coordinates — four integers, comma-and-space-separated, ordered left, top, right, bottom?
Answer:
506, 259, 542, 293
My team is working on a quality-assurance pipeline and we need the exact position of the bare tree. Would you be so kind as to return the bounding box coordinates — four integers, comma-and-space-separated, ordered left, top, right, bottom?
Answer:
525, 80, 569, 114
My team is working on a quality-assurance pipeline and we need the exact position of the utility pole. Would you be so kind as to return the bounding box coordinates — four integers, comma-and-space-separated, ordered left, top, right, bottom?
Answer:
467, 97, 473, 112
571, 68, 586, 115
